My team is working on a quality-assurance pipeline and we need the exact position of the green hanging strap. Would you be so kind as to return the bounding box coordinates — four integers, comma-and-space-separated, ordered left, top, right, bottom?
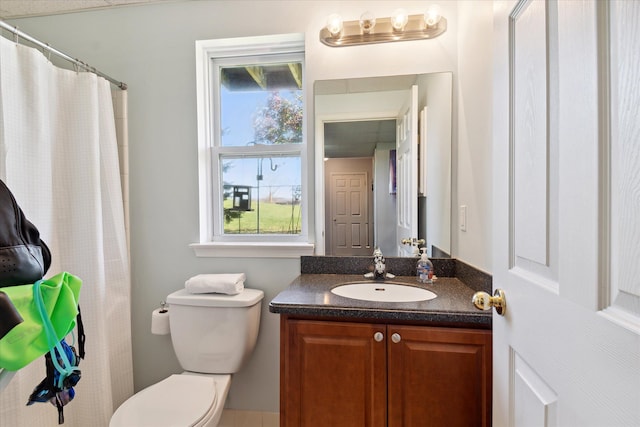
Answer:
33, 280, 78, 389
0, 272, 81, 372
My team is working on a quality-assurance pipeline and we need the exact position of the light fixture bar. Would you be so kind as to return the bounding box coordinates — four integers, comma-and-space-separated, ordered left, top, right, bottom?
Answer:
320, 14, 447, 47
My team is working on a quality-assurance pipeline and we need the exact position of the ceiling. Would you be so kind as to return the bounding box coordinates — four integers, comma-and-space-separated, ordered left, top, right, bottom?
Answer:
0, 0, 170, 19
324, 120, 396, 159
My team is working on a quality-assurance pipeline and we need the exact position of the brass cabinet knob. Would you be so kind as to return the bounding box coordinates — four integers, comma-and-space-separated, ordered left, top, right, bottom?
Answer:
472, 289, 507, 316
373, 332, 384, 342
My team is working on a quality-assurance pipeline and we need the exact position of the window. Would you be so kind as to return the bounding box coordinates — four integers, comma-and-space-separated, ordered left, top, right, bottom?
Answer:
193, 34, 313, 257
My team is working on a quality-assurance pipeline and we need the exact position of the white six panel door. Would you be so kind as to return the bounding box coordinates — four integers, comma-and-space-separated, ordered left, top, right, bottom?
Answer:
493, 1, 640, 426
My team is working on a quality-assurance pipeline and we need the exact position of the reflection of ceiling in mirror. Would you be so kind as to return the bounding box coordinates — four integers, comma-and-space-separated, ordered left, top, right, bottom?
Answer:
315, 74, 419, 95
324, 120, 396, 158
316, 74, 422, 159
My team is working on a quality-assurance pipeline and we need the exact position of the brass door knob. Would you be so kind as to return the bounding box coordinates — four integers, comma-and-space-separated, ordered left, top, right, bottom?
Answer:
472, 289, 507, 316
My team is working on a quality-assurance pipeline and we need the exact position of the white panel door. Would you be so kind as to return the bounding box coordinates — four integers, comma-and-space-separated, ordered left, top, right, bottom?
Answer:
396, 85, 418, 257
330, 171, 371, 256
493, 1, 640, 426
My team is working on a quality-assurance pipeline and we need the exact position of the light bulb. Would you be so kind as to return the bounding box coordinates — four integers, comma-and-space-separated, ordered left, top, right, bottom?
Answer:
359, 11, 376, 34
325, 14, 343, 37
391, 9, 409, 31
424, 5, 442, 27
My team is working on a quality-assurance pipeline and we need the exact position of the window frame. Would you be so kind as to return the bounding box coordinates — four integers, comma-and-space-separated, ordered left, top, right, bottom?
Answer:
192, 33, 313, 258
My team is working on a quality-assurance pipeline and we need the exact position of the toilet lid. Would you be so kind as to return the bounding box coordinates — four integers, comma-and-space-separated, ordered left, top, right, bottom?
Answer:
110, 374, 217, 427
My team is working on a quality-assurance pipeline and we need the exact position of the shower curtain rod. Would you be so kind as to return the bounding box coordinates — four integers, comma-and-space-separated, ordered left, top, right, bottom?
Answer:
0, 19, 127, 90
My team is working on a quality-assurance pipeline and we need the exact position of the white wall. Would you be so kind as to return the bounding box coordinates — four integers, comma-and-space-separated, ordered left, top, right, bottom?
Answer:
454, 1, 494, 271
374, 143, 397, 255
417, 72, 453, 257
8, 0, 493, 413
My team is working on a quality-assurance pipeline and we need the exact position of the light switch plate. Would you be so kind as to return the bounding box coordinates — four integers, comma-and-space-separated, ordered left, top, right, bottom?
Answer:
460, 205, 467, 232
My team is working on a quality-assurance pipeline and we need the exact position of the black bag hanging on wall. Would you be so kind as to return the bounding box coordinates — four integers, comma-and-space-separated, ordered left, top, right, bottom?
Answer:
0, 178, 52, 287
0, 178, 52, 339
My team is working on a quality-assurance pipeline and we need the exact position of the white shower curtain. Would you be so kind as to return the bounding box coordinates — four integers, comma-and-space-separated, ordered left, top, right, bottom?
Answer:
0, 34, 133, 426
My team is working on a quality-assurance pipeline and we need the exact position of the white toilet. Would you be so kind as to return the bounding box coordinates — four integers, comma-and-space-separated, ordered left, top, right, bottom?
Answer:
110, 287, 264, 427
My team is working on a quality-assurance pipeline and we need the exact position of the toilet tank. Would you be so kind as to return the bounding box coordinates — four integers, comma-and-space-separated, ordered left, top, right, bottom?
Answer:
166, 288, 264, 374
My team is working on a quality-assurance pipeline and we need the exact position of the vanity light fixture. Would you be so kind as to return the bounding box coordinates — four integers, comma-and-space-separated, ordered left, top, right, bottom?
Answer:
326, 13, 344, 37
359, 11, 376, 34
391, 9, 409, 31
320, 5, 446, 47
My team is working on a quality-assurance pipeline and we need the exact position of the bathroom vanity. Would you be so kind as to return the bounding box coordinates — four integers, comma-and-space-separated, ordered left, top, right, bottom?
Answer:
270, 258, 492, 427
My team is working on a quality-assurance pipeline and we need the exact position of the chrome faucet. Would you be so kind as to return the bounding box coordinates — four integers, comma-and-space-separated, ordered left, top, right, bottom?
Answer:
364, 247, 396, 280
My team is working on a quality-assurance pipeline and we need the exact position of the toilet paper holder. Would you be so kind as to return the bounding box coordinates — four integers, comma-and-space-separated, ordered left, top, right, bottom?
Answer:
151, 301, 171, 336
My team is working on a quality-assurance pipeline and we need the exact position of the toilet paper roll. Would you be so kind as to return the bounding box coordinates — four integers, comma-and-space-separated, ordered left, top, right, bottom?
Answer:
151, 308, 170, 335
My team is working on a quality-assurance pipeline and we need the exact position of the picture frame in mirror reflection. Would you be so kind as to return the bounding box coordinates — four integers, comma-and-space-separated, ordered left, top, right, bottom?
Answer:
389, 149, 397, 195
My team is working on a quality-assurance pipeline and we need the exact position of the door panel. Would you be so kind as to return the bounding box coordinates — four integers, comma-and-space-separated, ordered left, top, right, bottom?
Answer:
608, 0, 640, 324
513, 0, 550, 267
494, 1, 640, 426
512, 351, 558, 427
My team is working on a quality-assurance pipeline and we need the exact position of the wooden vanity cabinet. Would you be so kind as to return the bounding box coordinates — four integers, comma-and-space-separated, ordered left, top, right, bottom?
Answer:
280, 317, 491, 427
386, 325, 492, 427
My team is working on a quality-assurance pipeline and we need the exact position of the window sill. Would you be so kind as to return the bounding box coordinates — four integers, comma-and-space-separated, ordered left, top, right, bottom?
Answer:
190, 242, 315, 258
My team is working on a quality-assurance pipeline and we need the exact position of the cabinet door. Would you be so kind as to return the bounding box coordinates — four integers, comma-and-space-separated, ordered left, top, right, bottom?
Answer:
282, 319, 386, 427
387, 326, 492, 427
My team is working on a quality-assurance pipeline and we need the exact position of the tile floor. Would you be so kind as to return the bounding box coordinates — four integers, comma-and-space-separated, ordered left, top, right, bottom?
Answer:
218, 410, 279, 427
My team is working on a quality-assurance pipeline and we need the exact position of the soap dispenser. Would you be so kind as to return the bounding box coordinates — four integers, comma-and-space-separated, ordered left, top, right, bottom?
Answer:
417, 248, 434, 284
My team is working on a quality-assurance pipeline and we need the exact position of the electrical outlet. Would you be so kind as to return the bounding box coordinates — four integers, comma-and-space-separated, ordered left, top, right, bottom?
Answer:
459, 205, 467, 232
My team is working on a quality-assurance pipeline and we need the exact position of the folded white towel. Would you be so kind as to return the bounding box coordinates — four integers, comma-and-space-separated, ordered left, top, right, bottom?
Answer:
185, 273, 246, 295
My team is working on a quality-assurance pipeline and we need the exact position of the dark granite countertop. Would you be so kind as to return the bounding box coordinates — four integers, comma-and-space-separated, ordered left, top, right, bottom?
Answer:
269, 273, 492, 328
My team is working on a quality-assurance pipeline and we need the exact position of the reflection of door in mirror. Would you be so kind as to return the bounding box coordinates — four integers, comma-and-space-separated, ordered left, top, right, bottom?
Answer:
325, 159, 373, 256
396, 85, 419, 257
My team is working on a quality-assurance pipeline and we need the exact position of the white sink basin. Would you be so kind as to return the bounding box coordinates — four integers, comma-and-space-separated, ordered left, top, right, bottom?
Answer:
331, 282, 437, 303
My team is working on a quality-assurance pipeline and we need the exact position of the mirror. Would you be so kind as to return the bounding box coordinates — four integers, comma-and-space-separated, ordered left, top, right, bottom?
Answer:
314, 72, 452, 258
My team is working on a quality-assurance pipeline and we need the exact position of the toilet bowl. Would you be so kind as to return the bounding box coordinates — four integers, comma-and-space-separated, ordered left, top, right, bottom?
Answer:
110, 287, 264, 427
110, 373, 230, 427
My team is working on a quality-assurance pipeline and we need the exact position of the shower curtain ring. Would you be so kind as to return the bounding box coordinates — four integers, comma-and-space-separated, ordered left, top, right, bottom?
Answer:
46, 43, 51, 61
13, 27, 19, 44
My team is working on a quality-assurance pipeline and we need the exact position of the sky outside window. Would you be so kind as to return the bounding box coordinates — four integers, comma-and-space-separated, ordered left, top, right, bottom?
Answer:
220, 63, 302, 196
219, 68, 302, 193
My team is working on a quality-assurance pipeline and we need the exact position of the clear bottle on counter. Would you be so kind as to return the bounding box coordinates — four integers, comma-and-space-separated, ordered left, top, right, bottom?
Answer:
416, 247, 434, 284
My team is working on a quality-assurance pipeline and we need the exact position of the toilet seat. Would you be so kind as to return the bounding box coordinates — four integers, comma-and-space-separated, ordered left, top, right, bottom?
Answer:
110, 374, 218, 427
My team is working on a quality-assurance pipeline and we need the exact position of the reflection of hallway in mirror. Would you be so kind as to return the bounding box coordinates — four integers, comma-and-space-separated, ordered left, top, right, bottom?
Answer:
325, 158, 373, 256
